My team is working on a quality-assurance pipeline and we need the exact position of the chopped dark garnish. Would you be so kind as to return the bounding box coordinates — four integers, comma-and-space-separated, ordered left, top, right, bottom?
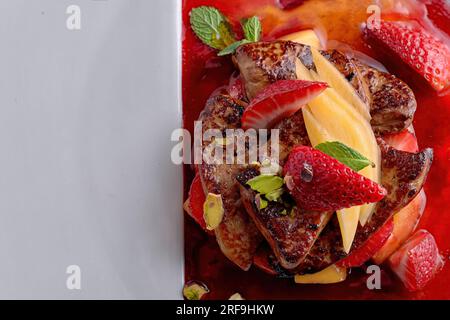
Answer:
236, 166, 260, 186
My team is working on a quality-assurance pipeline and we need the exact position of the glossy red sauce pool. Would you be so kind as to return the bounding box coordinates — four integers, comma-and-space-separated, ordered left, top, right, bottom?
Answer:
182, 0, 450, 299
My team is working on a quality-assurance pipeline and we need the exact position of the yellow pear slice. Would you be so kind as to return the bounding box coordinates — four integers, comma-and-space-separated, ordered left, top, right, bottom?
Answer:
280, 29, 322, 49
295, 264, 347, 284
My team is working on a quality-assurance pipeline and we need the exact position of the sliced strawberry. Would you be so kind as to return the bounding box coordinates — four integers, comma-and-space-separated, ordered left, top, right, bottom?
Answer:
253, 247, 278, 276
388, 229, 444, 291
382, 129, 419, 153
228, 74, 246, 101
241, 80, 327, 130
426, 0, 450, 36
364, 20, 450, 93
337, 218, 394, 268
373, 190, 427, 264
278, 0, 305, 10
185, 174, 207, 230
283, 146, 387, 212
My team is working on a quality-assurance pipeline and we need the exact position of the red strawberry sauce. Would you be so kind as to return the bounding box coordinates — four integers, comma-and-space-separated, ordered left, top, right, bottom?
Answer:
182, 0, 450, 299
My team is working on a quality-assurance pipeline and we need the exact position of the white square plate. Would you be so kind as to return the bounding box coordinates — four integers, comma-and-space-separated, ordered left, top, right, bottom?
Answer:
0, 0, 183, 299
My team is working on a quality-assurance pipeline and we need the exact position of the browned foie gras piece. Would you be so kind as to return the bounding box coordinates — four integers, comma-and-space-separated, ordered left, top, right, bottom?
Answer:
197, 95, 263, 271
322, 50, 417, 134
233, 41, 315, 100
237, 111, 332, 270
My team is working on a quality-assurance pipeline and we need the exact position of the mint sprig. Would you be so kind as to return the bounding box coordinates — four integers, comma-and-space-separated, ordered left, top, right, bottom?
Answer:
190, 6, 262, 56
190, 6, 236, 50
315, 141, 375, 172
218, 39, 251, 56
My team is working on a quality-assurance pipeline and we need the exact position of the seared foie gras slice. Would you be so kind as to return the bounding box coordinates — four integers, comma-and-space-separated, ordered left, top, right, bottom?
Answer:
237, 167, 332, 270
356, 62, 417, 134
320, 50, 371, 106
243, 187, 332, 270
322, 50, 417, 134
297, 141, 433, 273
255, 216, 346, 276
234, 41, 315, 100
276, 110, 311, 165
350, 140, 433, 251
197, 95, 262, 271
237, 110, 330, 270
296, 216, 346, 274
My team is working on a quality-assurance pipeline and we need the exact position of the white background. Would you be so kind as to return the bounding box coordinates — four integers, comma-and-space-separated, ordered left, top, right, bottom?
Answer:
0, 0, 183, 299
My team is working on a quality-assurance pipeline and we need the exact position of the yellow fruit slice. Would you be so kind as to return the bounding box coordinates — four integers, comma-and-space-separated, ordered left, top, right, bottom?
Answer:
295, 264, 347, 284
337, 206, 361, 253
280, 29, 322, 49
302, 108, 333, 145
310, 49, 371, 121
296, 47, 381, 251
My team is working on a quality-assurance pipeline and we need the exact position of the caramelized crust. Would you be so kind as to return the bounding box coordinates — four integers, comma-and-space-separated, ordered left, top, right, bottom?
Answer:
322, 50, 417, 134
234, 41, 314, 100
239, 176, 332, 270
351, 140, 433, 251
197, 95, 262, 271
275, 111, 311, 165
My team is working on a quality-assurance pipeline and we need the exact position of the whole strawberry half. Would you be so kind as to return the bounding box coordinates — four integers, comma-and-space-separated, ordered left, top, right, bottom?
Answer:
388, 229, 444, 291
337, 218, 394, 268
283, 146, 387, 212
241, 80, 327, 130
364, 20, 450, 93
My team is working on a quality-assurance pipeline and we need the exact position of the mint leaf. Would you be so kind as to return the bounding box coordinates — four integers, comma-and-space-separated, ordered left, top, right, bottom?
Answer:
218, 39, 250, 56
190, 6, 236, 50
315, 141, 375, 172
242, 16, 262, 42
247, 175, 284, 195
